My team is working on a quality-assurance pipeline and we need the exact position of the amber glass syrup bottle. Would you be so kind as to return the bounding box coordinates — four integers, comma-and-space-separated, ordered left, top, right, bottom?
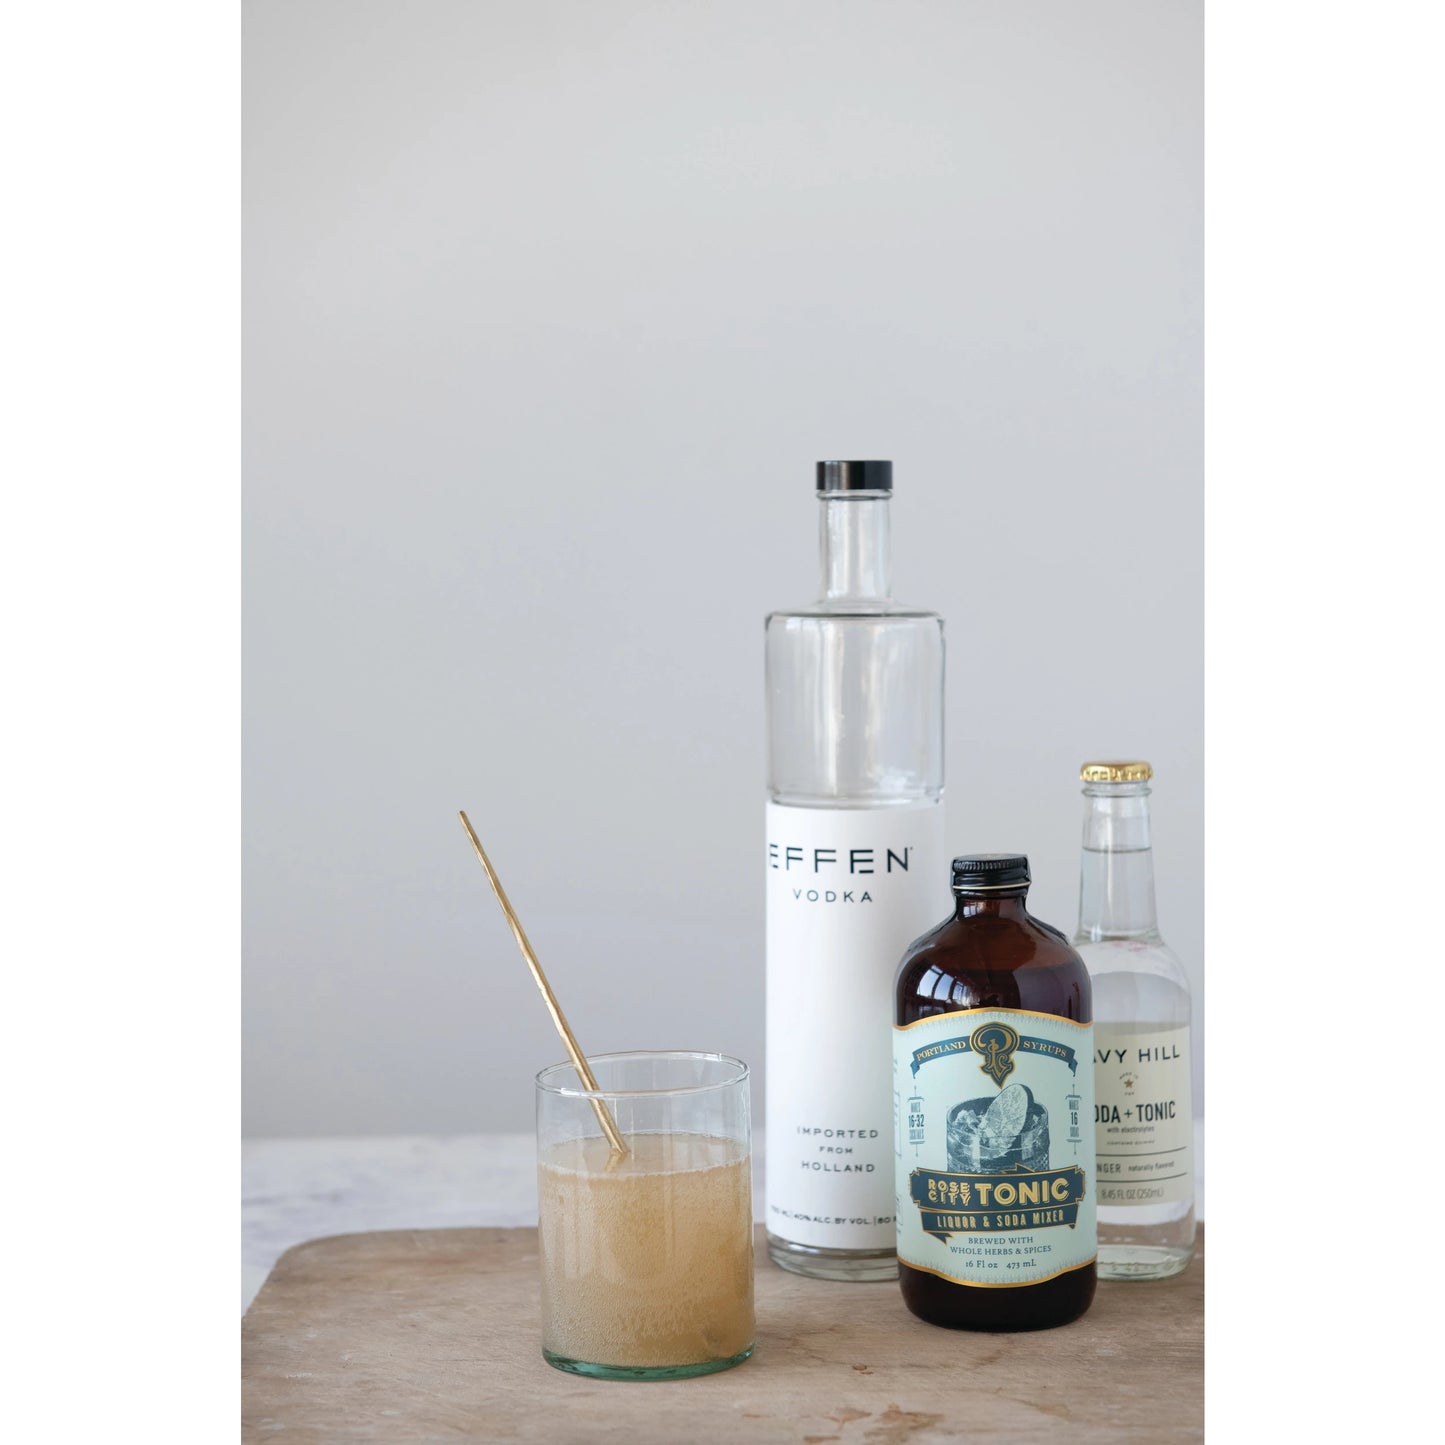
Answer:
892, 854, 1097, 1329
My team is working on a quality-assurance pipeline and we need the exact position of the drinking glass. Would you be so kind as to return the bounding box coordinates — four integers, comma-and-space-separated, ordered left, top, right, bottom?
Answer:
535, 1050, 755, 1380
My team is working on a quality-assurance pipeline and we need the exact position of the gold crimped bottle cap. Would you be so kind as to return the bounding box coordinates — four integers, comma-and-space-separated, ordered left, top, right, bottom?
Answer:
1080, 760, 1153, 782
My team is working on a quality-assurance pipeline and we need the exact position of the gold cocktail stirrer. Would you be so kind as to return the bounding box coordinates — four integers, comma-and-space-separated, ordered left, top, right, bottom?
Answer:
458, 811, 628, 1163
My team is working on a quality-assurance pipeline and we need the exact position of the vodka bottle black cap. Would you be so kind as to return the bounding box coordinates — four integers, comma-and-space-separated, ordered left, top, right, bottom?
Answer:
816, 460, 892, 492
951, 854, 1031, 892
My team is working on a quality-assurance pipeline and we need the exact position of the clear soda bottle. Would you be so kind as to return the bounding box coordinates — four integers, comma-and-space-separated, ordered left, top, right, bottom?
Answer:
1073, 762, 1196, 1279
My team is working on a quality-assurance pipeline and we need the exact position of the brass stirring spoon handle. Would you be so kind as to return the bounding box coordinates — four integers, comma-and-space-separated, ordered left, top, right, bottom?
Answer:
458, 811, 628, 1160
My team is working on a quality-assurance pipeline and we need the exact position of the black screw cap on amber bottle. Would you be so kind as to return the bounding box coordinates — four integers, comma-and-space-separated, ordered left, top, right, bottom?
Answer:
951, 853, 1030, 891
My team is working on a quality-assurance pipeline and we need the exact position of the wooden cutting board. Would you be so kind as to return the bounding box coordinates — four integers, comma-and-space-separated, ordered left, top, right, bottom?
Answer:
243, 1224, 1202, 1443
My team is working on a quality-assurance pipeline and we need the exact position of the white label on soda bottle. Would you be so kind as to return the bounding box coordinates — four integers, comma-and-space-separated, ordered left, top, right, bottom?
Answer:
1093, 1023, 1194, 1207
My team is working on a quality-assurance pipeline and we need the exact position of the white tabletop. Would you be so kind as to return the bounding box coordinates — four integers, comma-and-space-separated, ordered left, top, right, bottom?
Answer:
242, 1123, 1204, 1312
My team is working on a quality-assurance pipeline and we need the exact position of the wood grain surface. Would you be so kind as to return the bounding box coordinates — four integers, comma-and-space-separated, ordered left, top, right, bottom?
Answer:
243, 1224, 1202, 1443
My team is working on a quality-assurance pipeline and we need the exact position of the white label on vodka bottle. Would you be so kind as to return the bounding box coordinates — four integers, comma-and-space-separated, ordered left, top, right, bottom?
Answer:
1093, 1022, 1194, 1207
893, 1007, 1097, 1287
765, 799, 945, 1251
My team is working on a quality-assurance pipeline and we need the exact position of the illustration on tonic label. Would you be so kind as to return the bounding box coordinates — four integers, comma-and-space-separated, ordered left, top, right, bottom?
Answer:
946, 1084, 1048, 1171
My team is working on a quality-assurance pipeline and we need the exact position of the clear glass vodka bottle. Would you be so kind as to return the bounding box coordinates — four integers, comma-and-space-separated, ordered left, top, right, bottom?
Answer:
1072, 763, 1196, 1279
764, 460, 945, 1281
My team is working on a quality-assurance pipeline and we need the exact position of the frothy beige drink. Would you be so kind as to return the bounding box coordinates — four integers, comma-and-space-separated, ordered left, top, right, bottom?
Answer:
538, 1132, 755, 1369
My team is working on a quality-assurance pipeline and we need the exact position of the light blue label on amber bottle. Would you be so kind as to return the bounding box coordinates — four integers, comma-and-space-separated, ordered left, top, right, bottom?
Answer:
893, 1008, 1096, 1287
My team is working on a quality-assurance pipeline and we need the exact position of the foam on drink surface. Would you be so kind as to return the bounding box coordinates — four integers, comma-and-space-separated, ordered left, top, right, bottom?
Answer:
538, 1132, 755, 1368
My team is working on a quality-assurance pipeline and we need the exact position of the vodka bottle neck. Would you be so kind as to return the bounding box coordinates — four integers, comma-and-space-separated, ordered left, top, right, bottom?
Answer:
819, 492, 892, 601
1077, 782, 1160, 941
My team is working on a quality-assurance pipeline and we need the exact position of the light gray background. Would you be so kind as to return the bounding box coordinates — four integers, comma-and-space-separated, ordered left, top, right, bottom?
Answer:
244, 0, 1202, 1136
